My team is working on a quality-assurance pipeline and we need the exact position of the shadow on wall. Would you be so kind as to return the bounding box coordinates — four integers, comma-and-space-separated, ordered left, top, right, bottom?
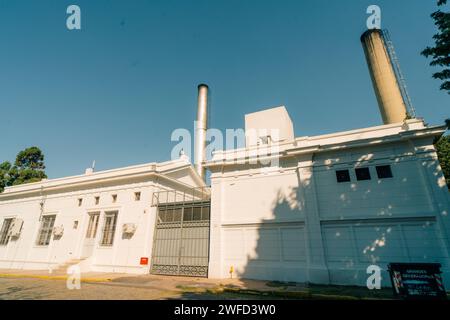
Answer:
235, 147, 449, 287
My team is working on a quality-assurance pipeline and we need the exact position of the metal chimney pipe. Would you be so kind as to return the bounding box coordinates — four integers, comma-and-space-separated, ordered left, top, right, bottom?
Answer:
195, 84, 209, 181
361, 29, 408, 124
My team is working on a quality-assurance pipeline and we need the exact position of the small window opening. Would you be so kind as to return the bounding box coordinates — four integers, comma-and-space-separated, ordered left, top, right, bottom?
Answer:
355, 167, 371, 181
336, 170, 351, 183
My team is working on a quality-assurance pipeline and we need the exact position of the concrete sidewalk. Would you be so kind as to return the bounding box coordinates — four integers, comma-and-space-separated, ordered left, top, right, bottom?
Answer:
0, 268, 123, 282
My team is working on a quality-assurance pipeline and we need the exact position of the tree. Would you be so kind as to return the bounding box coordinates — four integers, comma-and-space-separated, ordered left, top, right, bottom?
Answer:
436, 135, 450, 188
435, 119, 450, 189
421, 0, 450, 94
0, 161, 12, 193
0, 147, 47, 192
15, 146, 46, 170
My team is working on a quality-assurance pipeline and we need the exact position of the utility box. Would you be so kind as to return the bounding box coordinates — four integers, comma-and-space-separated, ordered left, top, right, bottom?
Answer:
122, 223, 137, 234
244, 106, 294, 147
53, 225, 64, 237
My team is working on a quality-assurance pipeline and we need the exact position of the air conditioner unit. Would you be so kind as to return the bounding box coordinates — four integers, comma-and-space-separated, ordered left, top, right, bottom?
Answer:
53, 225, 64, 237
8, 218, 24, 238
122, 223, 137, 234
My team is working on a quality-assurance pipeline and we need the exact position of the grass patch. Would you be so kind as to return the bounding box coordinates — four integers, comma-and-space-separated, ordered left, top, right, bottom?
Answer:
176, 285, 208, 293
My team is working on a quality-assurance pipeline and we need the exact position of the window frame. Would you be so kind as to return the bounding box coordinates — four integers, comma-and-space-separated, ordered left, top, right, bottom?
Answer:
35, 215, 57, 246
99, 211, 118, 247
85, 212, 100, 239
0, 218, 14, 246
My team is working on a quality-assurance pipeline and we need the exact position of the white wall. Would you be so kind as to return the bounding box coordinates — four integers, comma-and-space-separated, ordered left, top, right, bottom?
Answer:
0, 182, 157, 274
208, 138, 450, 288
0, 163, 203, 275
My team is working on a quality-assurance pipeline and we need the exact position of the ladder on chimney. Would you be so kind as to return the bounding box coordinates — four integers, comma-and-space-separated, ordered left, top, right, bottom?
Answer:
382, 29, 416, 119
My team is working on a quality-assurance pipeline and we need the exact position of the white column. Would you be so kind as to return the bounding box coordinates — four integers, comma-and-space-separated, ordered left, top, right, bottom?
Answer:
297, 154, 330, 284
208, 178, 223, 278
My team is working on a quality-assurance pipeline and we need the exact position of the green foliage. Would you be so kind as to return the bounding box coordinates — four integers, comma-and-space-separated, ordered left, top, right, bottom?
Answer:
422, 0, 450, 94
0, 147, 47, 193
14, 146, 46, 170
435, 134, 450, 189
0, 161, 12, 193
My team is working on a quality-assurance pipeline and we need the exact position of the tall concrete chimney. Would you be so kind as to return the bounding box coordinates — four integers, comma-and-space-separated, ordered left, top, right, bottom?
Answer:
195, 84, 209, 181
361, 29, 408, 124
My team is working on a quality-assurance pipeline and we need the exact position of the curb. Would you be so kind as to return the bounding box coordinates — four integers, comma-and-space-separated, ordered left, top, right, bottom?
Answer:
218, 287, 362, 300
0, 273, 113, 283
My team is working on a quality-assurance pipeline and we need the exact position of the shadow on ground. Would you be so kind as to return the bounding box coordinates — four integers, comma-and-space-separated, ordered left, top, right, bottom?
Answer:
164, 279, 396, 300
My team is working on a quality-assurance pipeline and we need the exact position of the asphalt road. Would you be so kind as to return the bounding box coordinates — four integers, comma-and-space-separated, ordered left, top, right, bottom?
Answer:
0, 277, 183, 300
0, 277, 275, 300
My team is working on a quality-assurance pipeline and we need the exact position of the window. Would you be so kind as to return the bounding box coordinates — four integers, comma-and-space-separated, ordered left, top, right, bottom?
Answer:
95, 196, 100, 205
355, 167, 371, 181
193, 207, 202, 220
112, 194, 117, 203
376, 165, 393, 179
173, 208, 182, 222
86, 213, 100, 238
0, 218, 13, 245
336, 170, 351, 183
78, 198, 83, 207
201, 207, 210, 220
100, 211, 118, 246
36, 215, 56, 246
183, 207, 193, 221
134, 192, 141, 201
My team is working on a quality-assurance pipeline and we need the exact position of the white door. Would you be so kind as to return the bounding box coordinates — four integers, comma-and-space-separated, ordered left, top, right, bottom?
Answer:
81, 212, 100, 258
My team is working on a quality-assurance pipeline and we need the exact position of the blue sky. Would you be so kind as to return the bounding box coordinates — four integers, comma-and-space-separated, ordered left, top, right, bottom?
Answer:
0, 0, 448, 179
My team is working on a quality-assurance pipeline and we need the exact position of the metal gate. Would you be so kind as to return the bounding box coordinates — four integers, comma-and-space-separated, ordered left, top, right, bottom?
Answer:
150, 188, 210, 277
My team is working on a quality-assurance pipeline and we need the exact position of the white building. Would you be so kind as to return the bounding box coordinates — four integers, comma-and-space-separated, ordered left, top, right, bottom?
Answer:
0, 29, 449, 288
206, 107, 450, 287
0, 157, 206, 274
0, 105, 449, 288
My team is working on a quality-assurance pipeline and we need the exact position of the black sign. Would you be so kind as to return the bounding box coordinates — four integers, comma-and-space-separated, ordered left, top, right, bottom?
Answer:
388, 263, 447, 300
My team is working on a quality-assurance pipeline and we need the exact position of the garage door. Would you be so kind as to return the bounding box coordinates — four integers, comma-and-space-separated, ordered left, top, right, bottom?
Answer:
322, 218, 445, 267
222, 224, 307, 282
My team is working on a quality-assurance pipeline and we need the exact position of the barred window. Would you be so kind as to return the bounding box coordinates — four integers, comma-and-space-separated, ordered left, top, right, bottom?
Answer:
86, 212, 100, 238
0, 218, 13, 246
100, 211, 118, 246
36, 215, 56, 246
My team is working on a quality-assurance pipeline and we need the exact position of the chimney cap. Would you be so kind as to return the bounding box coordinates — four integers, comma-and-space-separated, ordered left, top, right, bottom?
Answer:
360, 28, 382, 42
197, 83, 209, 89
